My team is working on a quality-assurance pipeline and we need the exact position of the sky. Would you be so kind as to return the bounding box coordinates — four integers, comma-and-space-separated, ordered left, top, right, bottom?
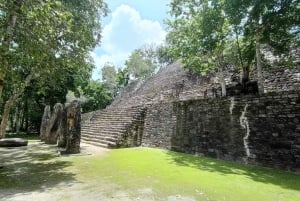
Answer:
91, 0, 170, 80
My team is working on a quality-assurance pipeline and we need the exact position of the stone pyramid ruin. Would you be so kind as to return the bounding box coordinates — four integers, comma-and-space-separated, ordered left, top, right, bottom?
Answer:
81, 61, 300, 146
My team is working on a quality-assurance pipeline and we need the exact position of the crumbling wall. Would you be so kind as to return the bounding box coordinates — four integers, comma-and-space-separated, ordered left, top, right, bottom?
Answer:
142, 91, 300, 172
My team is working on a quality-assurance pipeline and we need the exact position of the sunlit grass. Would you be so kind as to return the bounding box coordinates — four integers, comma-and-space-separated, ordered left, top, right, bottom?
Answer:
1, 144, 300, 201
70, 147, 300, 201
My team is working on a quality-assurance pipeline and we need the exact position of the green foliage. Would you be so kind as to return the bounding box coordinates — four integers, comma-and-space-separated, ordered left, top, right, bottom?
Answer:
81, 80, 112, 113
0, 0, 108, 133
101, 62, 118, 95
125, 46, 157, 79
116, 67, 130, 91
167, 0, 230, 74
167, 0, 300, 76
224, 0, 300, 57
156, 44, 175, 66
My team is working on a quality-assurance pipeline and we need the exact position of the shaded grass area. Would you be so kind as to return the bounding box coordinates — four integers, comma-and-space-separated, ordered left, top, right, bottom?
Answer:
1, 144, 300, 201
5, 132, 40, 140
71, 147, 300, 201
0, 142, 76, 195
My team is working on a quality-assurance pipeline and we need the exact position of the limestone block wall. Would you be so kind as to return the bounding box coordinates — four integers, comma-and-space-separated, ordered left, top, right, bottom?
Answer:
81, 111, 95, 124
142, 91, 300, 172
142, 103, 177, 149
261, 68, 300, 92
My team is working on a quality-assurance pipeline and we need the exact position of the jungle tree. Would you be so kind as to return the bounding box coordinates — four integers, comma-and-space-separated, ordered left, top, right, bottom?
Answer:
0, 0, 108, 138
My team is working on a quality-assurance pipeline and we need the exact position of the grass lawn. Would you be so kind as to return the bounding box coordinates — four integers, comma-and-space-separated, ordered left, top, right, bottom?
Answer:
1, 143, 300, 201
5, 132, 40, 140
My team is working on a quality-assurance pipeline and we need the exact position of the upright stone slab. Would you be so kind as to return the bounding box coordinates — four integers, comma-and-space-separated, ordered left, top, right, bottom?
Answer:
57, 107, 67, 148
65, 100, 81, 154
45, 103, 64, 144
40, 105, 51, 141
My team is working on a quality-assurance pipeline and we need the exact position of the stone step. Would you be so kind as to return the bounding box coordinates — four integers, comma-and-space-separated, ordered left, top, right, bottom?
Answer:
82, 130, 124, 136
82, 127, 128, 132
81, 137, 118, 144
92, 111, 142, 117
81, 106, 145, 149
82, 126, 128, 131
92, 112, 143, 117
88, 118, 138, 122
83, 121, 132, 126
82, 133, 119, 141
88, 117, 144, 123
82, 126, 126, 131
83, 124, 130, 129
84, 119, 133, 126
82, 128, 124, 133
81, 136, 117, 144
81, 138, 117, 148
81, 139, 109, 148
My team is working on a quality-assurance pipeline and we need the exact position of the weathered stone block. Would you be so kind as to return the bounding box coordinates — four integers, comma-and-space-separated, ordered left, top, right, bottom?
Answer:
57, 107, 67, 148
65, 100, 81, 154
40, 105, 51, 141
0, 138, 28, 147
45, 103, 64, 145
142, 91, 300, 173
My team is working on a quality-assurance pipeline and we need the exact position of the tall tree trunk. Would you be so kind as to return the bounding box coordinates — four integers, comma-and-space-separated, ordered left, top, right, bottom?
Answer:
216, 53, 226, 97
0, 2, 20, 99
0, 96, 17, 138
23, 97, 29, 132
15, 104, 20, 134
0, 72, 5, 101
0, 73, 33, 138
234, 26, 249, 84
255, 23, 264, 94
219, 72, 226, 97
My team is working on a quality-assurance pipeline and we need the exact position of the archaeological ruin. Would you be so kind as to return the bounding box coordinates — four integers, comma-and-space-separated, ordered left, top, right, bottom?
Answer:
40, 100, 81, 154
81, 61, 300, 172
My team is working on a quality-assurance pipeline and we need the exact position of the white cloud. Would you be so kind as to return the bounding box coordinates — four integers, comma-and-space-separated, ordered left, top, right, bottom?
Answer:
91, 4, 167, 80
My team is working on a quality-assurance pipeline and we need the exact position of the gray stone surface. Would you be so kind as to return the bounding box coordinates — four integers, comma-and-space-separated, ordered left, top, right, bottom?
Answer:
65, 100, 81, 154
40, 105, 51, 141
142, 92, 300, 172
109, 62, 300, 108
45, 103, 64, 145
82, 61, 300, 172
57, 107, 67, 148
0, 138, 28, 147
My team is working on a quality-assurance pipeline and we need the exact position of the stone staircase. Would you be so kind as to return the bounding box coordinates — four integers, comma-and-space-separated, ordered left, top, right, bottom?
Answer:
81, 106, 146, 148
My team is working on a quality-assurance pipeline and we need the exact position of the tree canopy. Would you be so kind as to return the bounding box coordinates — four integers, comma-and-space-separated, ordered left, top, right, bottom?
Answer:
125, 45, 158, 79
166, 0, 300, 94
0, 0, 108, 137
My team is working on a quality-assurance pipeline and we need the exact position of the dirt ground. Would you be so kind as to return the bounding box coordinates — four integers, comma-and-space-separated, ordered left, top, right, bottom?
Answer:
0, 142, 195, 201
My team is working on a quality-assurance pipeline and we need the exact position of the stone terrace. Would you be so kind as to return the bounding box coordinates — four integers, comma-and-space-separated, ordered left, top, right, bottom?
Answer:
81, 60, 300, 149
81, 106, 146, 148
109, 62, 221, 108
110, 61, 300, 108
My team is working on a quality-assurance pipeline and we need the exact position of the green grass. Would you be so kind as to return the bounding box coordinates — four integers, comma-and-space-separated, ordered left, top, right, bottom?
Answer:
70, 147, 300, 201
1, 144, 300, 201
5, 132, 40, 140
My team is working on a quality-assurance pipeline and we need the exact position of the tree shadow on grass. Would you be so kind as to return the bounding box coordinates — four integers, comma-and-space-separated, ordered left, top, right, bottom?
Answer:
0, 142, 78, 199
165, 150, 300, 191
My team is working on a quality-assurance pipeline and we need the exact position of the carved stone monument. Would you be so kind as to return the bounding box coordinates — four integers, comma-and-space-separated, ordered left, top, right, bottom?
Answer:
40, 105, 51, 141
65, 100, 81, 154
57, 107, 67, 148
45, 103, 63, 144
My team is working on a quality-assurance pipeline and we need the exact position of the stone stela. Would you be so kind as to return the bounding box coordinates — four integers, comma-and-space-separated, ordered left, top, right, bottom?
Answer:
40, 100, 81, 154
